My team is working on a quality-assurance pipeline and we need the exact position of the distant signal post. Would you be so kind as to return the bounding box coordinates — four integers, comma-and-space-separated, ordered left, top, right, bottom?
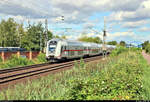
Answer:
103, 17, 107, 60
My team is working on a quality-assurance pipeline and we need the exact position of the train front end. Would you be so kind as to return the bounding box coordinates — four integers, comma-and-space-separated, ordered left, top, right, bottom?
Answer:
46, 39, 61, 62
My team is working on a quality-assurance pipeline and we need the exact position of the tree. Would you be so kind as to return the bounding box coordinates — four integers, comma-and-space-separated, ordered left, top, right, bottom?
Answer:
61, 35, 67, 39
78, 36, 102, 44
119, 41, 126, 46
23, 22, 45, 51
47, 30, 53, 40
53, 35, 67, 39
0, 18, 25, 47
17, 23, 26, 47
142, 41, 149, 49
107, 41, 117, 45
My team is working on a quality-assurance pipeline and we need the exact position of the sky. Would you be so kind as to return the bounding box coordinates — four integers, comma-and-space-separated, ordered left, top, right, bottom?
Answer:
0, 0, 150, 43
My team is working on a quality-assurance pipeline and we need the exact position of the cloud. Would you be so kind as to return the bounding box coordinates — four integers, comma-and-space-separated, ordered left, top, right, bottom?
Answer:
0, 0, 146, 24
83, 23, 95, 29
121, 20, 147, 29
0, 0, 150, 43
106, 31, 150, 42
138, 27, 150, 32
108, 0, 150, 23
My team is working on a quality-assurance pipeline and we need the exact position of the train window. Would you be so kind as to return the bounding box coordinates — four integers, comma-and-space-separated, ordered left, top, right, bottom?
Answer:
61, 46, 63, 52
50, 41, 57, 45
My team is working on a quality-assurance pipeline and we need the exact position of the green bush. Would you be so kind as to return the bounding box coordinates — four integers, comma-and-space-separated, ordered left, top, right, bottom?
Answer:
63, 52, 145, 100
0, 50, 149, 100
35, 53, 47, 63
0, 56, 2, 63
110, 46, 128, 57
0, 54, 34, 69
145, 44, 150, 54
110, 46, 142, 57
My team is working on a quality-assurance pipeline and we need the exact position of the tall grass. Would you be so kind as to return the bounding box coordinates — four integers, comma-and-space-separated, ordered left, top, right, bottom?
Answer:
64, 51, 145, 100
0, 49, 149, 100
0, 53, 47, 69
0, 55, 34, 69
33, 53, 47, 64
0, 56, 2, 63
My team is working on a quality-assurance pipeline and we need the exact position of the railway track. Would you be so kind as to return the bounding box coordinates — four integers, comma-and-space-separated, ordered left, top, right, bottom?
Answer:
0, 55, 103, 90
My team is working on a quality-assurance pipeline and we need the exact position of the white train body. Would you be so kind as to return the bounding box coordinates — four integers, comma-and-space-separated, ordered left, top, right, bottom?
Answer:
46, 38, 115, 61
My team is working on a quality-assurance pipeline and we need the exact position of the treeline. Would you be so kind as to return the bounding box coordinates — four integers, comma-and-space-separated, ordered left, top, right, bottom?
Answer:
0, 18, 129, 51
107, 41, 126, 46
0, 18, 53, 51
78, 36, 102, 44
0, 18, 104, 51
142, 41, 150, 53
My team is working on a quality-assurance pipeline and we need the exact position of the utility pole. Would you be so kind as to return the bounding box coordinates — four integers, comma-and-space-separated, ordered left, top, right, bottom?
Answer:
43, 19, 48, 53
20, 34, 22, 48
39, 31, 42, 53
103, 16, 107, 60
28, 19, 31, 28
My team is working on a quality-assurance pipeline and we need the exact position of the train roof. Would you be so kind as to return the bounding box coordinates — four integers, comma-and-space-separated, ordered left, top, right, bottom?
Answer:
106, 45, 116, 48
48, 38, 101, 47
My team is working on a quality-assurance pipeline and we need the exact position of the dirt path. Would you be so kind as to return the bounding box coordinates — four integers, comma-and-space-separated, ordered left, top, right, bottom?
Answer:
142, 50, 150, 64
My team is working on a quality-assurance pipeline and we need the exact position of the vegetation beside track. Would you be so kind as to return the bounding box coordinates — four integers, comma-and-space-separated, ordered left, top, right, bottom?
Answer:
0, 47, 150, 100
0, 53, 47, 69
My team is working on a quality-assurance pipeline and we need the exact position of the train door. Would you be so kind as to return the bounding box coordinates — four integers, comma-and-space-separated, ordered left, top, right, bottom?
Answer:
61, 45, 67, 58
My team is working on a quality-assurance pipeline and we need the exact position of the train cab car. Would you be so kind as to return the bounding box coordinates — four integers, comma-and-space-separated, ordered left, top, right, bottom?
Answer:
46, 38, 62, 61
46, 38, 114, 62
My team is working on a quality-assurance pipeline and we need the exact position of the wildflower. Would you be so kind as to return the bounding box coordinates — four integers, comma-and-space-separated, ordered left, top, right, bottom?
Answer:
125, 96, 129, 99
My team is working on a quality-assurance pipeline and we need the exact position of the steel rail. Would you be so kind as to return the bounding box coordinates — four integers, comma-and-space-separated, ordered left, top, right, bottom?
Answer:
0, 55, 102, 85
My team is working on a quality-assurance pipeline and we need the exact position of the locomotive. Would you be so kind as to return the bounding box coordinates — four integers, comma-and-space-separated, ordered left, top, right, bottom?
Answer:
46, 38, 116, 62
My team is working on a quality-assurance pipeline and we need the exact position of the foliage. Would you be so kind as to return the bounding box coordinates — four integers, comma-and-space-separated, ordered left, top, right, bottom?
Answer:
110, 46, 142, 57
142, 41, 149, 50
0, 18, 53, 51
142, 57, 150, 100
0, 54, 34, 69
78, 36, 102, 44
107, 41, 118, 45
34, 53, 47, 63
24, 22, 45, 51
119, 41, 126, 46
110, 46, 128, 57
0, 49, 149, 100
53, 35, 67, 39
0, 56, 2, 62
145, 44, 150, 54
64, 51, 145, 100
0, 18, 25, 47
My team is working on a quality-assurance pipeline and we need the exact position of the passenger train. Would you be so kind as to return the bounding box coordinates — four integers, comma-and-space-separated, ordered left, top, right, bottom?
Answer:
46, 38, 116, 62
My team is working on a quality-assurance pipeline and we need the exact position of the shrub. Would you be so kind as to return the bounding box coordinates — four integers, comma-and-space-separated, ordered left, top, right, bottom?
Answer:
0, 56, 2, 63
110, 46, 128, 57
35, 53, 47, 63
145, 44, 150, 54
63, 52, 145, 100
0, 50, 149, 100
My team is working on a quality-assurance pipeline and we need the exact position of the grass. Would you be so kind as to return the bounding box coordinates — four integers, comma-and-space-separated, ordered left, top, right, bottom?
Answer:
0, 48, 150, 100
0, 53, 47, 70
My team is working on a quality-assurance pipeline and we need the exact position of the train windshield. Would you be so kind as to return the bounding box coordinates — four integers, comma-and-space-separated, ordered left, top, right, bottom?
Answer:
49, 45, 56, 52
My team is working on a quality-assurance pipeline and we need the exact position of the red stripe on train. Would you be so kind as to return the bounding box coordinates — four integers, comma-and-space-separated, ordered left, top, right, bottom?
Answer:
58, 49, 101, 57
